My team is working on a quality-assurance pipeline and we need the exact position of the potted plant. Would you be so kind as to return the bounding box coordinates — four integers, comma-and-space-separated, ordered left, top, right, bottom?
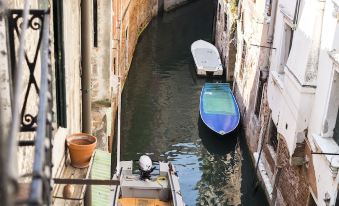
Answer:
66, 133, 97, 168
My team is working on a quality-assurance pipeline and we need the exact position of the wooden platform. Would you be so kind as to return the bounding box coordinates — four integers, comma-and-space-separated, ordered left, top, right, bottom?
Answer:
52, 157, 92, 206
118, 198, 171, 206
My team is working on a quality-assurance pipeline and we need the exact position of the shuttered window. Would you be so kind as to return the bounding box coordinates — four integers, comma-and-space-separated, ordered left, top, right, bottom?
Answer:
333, 109, 339, 145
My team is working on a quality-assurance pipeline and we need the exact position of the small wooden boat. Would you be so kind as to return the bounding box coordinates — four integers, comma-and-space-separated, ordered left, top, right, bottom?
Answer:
191, 40, 223, 76
200, 83, 240, 135
112, 160, 185, 206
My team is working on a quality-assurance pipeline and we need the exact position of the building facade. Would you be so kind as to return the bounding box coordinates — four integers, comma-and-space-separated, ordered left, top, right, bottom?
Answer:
266, 0, 339, 205
217, 0, 339, 205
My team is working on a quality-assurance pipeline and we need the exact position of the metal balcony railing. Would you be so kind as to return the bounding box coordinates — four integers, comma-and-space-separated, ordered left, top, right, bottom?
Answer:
4, 2, 53, 205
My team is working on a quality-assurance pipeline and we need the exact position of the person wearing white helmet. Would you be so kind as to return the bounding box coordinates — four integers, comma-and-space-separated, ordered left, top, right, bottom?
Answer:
139, 155, 155, 180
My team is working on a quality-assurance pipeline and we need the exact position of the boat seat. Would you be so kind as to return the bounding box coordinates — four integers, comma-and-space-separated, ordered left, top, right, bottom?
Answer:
118, 198, 171, 206
120, 176, 170, 201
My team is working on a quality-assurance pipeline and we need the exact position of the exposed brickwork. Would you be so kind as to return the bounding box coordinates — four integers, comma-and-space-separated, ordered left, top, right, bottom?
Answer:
276, 136, 309, 206
305, 140, 317, 198
263, 146, 275, 174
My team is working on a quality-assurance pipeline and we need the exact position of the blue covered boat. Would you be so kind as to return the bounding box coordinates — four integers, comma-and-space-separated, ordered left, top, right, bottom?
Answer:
200, 83, 240, 135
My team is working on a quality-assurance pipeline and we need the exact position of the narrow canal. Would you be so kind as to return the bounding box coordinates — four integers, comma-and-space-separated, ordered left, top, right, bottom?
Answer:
121, 0, 268, 205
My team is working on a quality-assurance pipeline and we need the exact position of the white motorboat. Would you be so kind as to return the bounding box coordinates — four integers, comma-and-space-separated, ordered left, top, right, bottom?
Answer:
111, 158, 185, 206
191, 39, 223, 76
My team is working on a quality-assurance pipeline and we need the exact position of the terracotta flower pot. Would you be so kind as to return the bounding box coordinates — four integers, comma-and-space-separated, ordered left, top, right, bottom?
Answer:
66, 133, 97, 168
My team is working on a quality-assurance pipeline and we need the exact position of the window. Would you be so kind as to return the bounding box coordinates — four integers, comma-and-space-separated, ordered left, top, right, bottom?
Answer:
335, 191, 339, 206
113, 57, 116, 75
254, 71, 265, 117
241, 11, 244, 34
268, 118, 278, 151
224, 12, 227, 31
280, 23, 293, 73
218, 4, 221, 20
125, 27, 129, 67
53, 0, 67, 127
93, 0, 98, 47
322, 68, 339, 144
125, 27, 128, 39
266, 0, 272, 16
307, 193, 317, 206
334, 109, 339, 145
239, 40, 247, 80
335, 190, 339, 206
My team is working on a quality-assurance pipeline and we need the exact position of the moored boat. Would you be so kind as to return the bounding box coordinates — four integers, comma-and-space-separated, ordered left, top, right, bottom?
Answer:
191, 40, 223, 76
199, 83, 240, 135
111, 157, 185, 206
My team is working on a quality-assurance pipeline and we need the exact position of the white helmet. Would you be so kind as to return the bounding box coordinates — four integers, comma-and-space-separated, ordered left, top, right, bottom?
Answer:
139, 155, 152, 171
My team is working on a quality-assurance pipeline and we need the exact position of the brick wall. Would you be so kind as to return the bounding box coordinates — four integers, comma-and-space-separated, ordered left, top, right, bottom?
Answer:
276, 136, 309, 206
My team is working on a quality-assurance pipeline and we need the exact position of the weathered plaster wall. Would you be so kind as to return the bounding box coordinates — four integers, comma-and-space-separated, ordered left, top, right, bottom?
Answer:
233, 0, 271, 152
215, 0, 237, 82
0, 10, 11, 148
91, 0, 113, 151
91, 0, 112, 103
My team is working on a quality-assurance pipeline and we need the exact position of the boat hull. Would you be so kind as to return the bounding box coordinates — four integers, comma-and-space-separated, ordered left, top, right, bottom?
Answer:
200, 83, 240, 135
191, 40, 223, 76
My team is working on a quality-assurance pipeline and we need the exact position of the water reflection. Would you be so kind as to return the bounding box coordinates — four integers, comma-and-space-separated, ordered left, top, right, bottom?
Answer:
196, 118, 242, 205
121, 0, 268, 205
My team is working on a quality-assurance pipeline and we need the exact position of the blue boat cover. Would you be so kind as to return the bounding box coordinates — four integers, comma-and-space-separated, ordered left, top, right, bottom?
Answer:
200, 83, 240, 135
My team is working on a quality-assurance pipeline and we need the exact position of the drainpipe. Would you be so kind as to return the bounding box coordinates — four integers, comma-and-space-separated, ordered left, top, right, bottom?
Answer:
267, 0, 278, 44
81, 0, 92, 134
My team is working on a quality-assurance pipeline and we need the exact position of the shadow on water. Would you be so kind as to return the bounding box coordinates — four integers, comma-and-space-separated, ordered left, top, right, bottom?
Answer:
198, 117, 238, 156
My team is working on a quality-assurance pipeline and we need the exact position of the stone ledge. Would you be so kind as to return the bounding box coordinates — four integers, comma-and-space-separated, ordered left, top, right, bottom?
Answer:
312, 133, 339, 176
254, 152, 273, 200
328, 50, 339, 70
271, 71, 285, 90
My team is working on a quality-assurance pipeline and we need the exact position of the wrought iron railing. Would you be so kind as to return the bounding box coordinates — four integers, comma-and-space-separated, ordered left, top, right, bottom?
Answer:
8, 9, 48, 133
6, 5, 53, 206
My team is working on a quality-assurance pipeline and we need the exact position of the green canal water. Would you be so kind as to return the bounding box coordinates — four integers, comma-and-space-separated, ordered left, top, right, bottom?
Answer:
120, 0, 269, 205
